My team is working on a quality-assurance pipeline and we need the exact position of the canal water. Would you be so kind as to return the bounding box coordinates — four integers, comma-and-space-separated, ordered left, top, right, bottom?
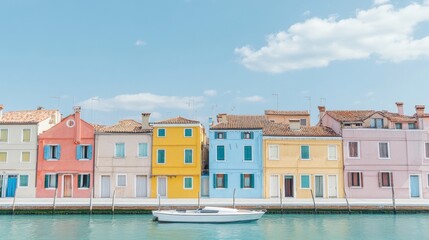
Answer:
0, 214, 428, 240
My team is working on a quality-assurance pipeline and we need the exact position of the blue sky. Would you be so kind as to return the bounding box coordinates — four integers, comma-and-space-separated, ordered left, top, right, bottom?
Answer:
1, 0, 429, 126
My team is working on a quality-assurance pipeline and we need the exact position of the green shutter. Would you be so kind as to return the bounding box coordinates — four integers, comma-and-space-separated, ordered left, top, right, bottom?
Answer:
244, 146, 252, 161
250, 174, 255, 188
217, 146, 225, 161
213, 174, 217, 188
78, 175, 81, 188
158, 150, 165, 163
250, 132, 254, 139
44, 175, 49, 188
240, 174, 244, 188
55, 174, 58, 188
241, 132, 245, 139
301, 175, 310, 188
301, 146, 310, 159
224, 174, 228, 188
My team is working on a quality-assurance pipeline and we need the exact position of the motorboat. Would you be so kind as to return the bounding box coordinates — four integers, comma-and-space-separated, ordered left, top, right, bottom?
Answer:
152, 206, 265, 223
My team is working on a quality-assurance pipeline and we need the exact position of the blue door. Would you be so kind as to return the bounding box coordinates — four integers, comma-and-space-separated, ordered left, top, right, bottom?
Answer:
410, 175, 420, 198
6, 176, 17, 197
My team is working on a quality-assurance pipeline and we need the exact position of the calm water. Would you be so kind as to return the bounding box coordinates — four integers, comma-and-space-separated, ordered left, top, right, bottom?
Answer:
0, 214, 428, 240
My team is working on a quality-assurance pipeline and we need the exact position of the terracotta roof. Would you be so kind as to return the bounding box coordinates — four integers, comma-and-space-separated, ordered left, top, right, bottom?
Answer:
211, 115, 269, 130
265, 110, 309, 116
263, 122, 339, 137
91, 124, 107, 132
325, 110, 376, 122
380, 111, 416, 122
99, 120, 152, 133
154, 116, 200, 125
0, 109, 59, 124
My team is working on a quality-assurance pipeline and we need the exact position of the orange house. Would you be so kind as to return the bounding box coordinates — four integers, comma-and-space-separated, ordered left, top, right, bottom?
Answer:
36, 106, 94, 198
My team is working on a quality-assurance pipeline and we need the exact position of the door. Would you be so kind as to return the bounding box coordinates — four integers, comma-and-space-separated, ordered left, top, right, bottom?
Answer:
410, 175, 420, 198
6, 175, 17, 197
101, 175, 111, 198
315, 176, 324, 198
328, 175, 338, 198
201, 176, 209, 197
63, 175, 72, 197
284, 175, 294, 197
270, 175, 279, 198
136, 175, 148, 197
157, 177, 167, 198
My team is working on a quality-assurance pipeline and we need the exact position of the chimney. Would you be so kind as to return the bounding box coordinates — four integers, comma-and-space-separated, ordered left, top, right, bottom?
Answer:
217, 113, 227, 123
318, 106, 326, 121
289, 119, 301, 130
208, 117, 213, 126
0, 104, 3, 120
415, 105, 425, 117
396, 102, 404, 115
73, 106, 82, 144
141, 113, 151, 129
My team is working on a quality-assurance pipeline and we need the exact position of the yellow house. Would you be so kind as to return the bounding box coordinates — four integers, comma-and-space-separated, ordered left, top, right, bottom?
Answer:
150, 117, 205, 198
263, 122, 344, 199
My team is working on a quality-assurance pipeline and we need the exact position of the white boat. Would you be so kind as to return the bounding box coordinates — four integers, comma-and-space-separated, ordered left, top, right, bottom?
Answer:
152, 206, 265, 223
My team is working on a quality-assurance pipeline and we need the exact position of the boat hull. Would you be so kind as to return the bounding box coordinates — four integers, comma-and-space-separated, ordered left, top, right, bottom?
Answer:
152, 208, 264, 223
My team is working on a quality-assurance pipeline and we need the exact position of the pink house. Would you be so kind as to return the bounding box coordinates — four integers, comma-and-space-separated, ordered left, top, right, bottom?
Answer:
319, 103, 429, 199
36, 106, 94, 198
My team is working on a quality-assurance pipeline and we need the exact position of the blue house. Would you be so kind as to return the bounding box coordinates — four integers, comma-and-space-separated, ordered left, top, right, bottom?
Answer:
209, 114, 267, 198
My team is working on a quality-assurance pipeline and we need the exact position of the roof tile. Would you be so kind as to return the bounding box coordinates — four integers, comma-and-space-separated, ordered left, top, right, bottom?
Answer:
0, 109, 59, 124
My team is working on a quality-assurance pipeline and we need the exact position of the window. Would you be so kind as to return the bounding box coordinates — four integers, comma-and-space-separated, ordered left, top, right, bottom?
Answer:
117, 175, 126, 187
215, 132, 226, 139
242, 132, 253, 139
370, 118, 384, 128
22, 129, 31, 142
328, 145, 337, 160
268, 145, 279, 160
379, 142, 390, 159
78, 174, 90, 188
184, 128, 192, 137
0, 129, 8, 142
355, 123, 363, 127
300, 119, 307, 126
21, 151, 30, 162
43, 145, 60, 160
158, 128, 166, 137
44, 174, 58, 188
241, 174, 254, 189
348, 142, 359, 158
379, 172, 392, 187
300, 175, 310, 189
76, 145, 92, 160
395, 123, 403, 129
184, 149, 193, 164
408, 123, 416, 129
138, 143, 148, 157
348, 172, 363, 187
115, 143, 125, 158
425, 143, 429, 159
301, 145, 310, 160
213, 174, 228, 188
216, 146, 225, 161
0, 152, 7, 162
19, 175, 29, 187
244, 146, 252, 161
157, 149, 166, 164
184, 177, 193, 189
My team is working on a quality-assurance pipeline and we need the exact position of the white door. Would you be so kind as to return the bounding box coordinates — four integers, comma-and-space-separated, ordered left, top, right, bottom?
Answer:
328, 175, 338, 198
136, 175, 148, 197
157, 177, 167, 198
270, 175, 279, 198
201, 176, 209, 197
101, 175, 111, 198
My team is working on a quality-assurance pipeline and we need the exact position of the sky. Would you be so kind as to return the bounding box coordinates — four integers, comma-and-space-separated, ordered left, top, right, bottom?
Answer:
1, 0, 429, 126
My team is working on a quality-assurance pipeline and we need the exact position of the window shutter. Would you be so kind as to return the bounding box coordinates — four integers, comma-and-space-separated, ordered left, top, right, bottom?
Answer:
240, 174, 244, 188
224, 132, 227, 139
213, 174, 217, 188
56, 145, 61, 160
55, 174, 59, 188
88, 145, 93, 160
44, 146, 50, 160
347, 172, 351, 187
76, 145, 82, 160
360, 173, 363, 188
241, 132, 244, 139
78, 175, 81, 188
224, 174, 228, 188
250, 174, 255, 188
250, 132, 254, 139
378, 172, 382, 187
44, 175, 49, 188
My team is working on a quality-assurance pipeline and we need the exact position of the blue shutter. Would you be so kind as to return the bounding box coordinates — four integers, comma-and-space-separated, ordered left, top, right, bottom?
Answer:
224, 132, 227, 139
301, 146, 309, 159
78, 175, 81, 188
44, 146, 50, 160
244, 146, 252, 161
250, 132, 254, 139
44, 175, 49, 188
241, 132, 245, 139
250, 174, 255, 188
301, 175, 310, 188
76, 145, 82, 160
213, 174, 217, 188
56, 145, 61, 160
224, 174, 228, 188
88, 145, 93, 160
240, 174, 244, 188
217, 146, 225, 161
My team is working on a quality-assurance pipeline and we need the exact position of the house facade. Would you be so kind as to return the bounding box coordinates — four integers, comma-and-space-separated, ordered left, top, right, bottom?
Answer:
209, 115, 266, 198
263, 122, 343, 199
36, 106, 95, 198
94, 114, 152, 198
319, 102, 429, 199
150, 117, 205, 198
0, 105, 60, 198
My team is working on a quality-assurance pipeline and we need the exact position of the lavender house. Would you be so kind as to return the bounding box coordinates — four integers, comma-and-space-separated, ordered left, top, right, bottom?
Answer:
319, 103, 429, 199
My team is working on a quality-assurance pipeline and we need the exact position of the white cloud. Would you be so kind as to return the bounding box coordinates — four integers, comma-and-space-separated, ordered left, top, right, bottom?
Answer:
374, 0, 390, 6
135, 40, 146, 46
238, 95, 265, 102
80, 93, 204, 112
203, 89, 217, 96
235, 2, 429, 73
